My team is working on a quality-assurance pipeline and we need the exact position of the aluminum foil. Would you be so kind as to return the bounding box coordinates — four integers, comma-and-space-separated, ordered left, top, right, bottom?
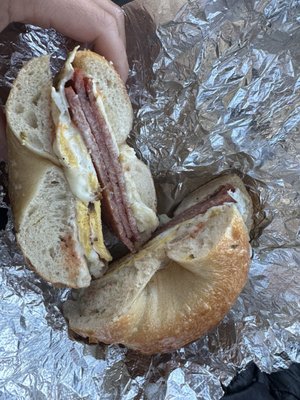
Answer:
0, 0, 299, 398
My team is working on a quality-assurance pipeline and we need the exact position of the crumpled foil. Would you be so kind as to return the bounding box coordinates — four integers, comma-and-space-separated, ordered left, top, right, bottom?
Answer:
0, 0, 299, 398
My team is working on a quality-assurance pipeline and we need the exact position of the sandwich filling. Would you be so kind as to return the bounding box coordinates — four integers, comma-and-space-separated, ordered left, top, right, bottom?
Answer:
155, 184, 237, 236
51, 48, 158, 274
64, 69, 139, 252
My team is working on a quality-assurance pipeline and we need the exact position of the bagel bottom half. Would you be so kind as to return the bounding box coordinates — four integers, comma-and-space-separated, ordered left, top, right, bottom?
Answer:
63, 204, 250, 354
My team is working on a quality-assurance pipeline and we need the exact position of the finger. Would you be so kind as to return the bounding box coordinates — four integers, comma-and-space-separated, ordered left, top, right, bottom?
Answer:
11, 0, 129, 81
93, 21, 128, 82
94, 0, 126, 46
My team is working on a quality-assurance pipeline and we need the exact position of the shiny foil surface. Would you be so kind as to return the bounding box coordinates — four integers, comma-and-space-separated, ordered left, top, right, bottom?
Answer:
0, 0, 299, 398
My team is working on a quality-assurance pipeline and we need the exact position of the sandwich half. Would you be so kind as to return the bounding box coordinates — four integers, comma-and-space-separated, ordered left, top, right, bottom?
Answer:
6, 48, 159, 288
64, 173, 252, 354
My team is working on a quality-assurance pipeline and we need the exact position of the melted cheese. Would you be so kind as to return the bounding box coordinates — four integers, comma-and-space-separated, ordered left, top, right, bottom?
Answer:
120, 145, 159, 234
53, 120, 101, 202
51, 49, 100, 203
89, 201, 112, 262
76, 201, 93, 257
76, 204, 105, 278
76, 201, 111, 275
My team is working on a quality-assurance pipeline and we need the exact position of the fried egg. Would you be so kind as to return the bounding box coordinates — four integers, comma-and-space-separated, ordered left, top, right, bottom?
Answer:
51, 47, 111, 266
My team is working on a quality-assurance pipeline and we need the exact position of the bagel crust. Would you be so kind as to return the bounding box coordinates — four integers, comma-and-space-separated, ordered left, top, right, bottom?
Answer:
64, 205, 251, 354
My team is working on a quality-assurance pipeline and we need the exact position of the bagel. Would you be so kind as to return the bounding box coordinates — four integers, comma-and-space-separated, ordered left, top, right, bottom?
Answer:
64, 174, 252, 354
6, 48, 159, 288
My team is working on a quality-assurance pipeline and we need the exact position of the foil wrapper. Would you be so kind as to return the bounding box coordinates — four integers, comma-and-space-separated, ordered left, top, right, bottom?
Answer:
0, 0, 299, 398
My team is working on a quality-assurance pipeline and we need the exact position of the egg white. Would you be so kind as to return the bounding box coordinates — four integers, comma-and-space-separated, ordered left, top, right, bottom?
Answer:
51, 47, 111, 266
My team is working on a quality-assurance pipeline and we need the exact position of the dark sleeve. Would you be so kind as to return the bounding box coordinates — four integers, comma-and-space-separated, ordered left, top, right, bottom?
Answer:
221, 362, 300, 400
220, 362, 274, 400
268, 363, 300, 400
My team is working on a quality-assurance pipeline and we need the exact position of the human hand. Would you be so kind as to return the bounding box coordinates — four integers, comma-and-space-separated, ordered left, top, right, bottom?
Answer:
1, 0, 128, 81
0, 0, 129, 161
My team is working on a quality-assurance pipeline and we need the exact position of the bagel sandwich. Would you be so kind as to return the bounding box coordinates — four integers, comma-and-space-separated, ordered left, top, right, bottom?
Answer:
5, 48, 159, 288
64, 173, 253, 354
